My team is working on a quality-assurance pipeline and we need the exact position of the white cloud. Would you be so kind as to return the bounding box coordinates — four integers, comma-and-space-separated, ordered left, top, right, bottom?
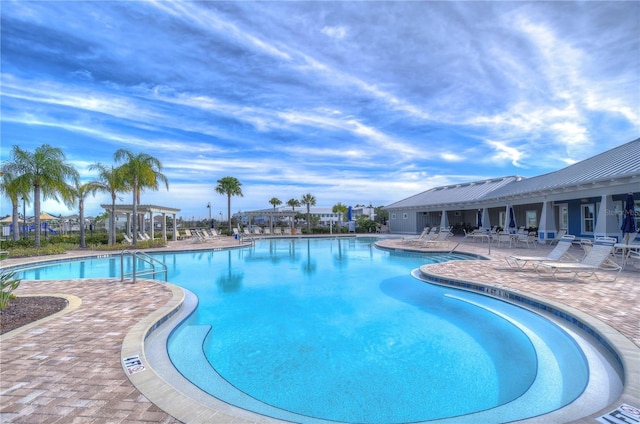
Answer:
321, 25, 347, 39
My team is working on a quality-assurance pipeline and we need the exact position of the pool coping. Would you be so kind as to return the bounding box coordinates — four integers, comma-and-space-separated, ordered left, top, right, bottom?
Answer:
417, 262, 640, 423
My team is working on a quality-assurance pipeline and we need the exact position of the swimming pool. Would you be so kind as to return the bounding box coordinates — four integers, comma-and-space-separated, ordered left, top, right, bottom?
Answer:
15, 237, 595, 423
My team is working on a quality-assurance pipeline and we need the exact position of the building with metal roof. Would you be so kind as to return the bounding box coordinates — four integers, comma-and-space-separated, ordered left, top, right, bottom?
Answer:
386, 138, 640, 241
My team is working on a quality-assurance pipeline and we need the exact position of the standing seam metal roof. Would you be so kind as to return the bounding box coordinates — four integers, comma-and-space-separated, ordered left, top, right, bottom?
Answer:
385, 138, 640, 210
483, 138, 640, 200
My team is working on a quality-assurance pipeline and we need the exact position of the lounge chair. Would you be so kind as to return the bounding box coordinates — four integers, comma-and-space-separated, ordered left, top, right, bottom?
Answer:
283, 227, 292, 236
414, 230, 451, 247
533, 239, 621, 282
403, 227, 430, 243
122, 233, 133, 244
505, 235, 576, 269
547, 229, 567, 245
263, 227, 272, 236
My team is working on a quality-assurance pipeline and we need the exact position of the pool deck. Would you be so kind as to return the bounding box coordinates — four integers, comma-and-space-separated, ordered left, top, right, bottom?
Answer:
0, 234, 638, 423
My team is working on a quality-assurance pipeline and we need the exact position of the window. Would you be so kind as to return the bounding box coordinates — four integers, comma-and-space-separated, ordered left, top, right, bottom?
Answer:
582, 204, 595, 233
525, 210, 537, 228
391, 213, 396, 220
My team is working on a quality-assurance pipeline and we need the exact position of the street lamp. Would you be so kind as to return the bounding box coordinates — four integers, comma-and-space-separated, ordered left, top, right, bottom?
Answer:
207, 202, 212, 228
21, 196, 26, 240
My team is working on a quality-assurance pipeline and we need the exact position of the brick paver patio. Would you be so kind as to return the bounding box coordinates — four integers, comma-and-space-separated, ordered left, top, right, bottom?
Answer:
1, 235, 638, 423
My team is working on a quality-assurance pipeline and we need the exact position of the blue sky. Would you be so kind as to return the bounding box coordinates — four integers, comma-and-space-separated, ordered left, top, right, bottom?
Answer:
1, 1, 638, 220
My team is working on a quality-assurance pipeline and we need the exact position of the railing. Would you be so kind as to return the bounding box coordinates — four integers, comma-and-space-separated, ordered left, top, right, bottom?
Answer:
120, 249, 168, 283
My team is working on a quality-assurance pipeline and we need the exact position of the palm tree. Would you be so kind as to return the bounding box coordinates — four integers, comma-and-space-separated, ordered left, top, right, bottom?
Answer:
286, 198, 300, 229
332, 202, 348, 232
71, 181, 102, 248
4, 144, 79, 248
0, 165, 31, 241
114, 149, 169, 244
268, 197, 282, 231
215, 176, 243, 234
88, 163, 128, 245
301, 193, 316, 233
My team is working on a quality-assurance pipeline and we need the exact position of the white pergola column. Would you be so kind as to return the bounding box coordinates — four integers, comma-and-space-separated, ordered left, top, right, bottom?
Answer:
126, 212, 132, 236
149, 210, 154, 239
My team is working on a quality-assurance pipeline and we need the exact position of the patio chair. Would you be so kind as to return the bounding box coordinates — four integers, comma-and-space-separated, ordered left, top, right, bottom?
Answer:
533, 239, 621, 282
494, 231, 515, 248
514, 231, 537, 248
505, 235, 576, 269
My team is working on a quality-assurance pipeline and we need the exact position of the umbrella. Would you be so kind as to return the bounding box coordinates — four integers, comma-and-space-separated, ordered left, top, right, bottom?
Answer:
620, 193, 636, 243
0, 215, 25, 223
39, 212, 59, 221
476, 210, 482, 228
508, 207, 516, 232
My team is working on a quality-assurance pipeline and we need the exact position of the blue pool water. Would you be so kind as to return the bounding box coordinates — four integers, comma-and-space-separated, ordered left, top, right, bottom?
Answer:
15, 237, 589, 423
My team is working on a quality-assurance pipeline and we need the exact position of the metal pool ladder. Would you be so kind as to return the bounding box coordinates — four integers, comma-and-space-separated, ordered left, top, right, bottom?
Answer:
120, 250, 168, 283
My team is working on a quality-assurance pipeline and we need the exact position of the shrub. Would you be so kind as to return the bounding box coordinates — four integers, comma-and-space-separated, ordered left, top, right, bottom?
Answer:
0, 271, 21, 310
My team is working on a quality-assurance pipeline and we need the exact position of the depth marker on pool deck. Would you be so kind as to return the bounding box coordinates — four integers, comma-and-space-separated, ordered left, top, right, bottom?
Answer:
123, 355, 146, 375
596, 403, 640, 424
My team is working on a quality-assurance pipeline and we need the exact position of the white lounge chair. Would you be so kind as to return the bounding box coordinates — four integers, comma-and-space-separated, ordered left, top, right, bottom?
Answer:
533, 239, 621, 281
505, 235, 576, 269
414, 230, 451, 247
547, 229, 567, 245
403, 228, 431, 244
122, 233, 133, 244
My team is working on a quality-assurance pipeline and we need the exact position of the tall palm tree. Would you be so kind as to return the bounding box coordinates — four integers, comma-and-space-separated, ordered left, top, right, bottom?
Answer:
286, 198, 300, 229
4, 144, 79, 248
71, 181, 102, 248
0, 166, 31, 241
88, 163, 129, 245
301, 193, 316, 233
269, 197, 282, 231
215, 176, 243, 234
332, 202, 348, 232
114, 149, 169, 244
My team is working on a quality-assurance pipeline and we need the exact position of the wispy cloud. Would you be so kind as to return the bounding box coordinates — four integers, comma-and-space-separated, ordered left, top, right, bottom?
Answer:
1, 1, 638, 218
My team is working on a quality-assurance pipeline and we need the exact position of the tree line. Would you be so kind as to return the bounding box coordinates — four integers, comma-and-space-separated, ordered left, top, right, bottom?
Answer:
1, 144, 168, 248
2, 144, 387, 249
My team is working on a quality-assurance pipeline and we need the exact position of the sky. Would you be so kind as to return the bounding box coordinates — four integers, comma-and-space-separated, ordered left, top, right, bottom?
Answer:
1, 1, 639, 221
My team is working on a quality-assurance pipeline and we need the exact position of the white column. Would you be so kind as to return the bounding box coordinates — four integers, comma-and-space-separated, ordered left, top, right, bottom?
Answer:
481, 208, 491, 231
149, 211, 154, 239
440, 209, 449, 229
594, 194, 619, 239
538, 200, 557, 243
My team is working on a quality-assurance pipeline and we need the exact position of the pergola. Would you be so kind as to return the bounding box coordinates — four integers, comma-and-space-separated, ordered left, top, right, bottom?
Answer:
241, 209, 298, 230
100, 204, 181, 242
